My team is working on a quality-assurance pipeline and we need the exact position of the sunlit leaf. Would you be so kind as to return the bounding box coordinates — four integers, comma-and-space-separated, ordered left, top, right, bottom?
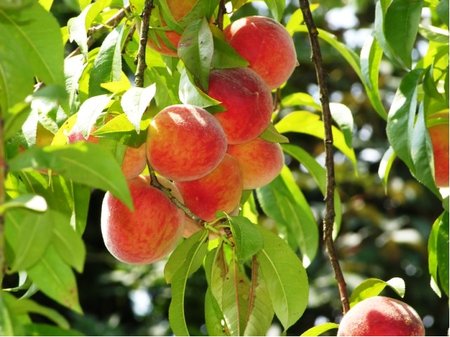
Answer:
257, 227, 309, 331
349, 277, 406, 307
264, 0, 285, 21
330, 102, 354, 148
301, 322, 339, 336
0, 194, 47, 214
121, 84, 156, 132
228, 216, 263, 263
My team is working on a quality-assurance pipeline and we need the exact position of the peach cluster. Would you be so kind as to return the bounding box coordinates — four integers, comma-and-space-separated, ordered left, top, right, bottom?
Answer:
97, 11, 298, 265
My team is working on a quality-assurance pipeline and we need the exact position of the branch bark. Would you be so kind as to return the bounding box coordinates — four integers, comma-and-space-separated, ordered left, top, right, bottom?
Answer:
298, 0, 349, 314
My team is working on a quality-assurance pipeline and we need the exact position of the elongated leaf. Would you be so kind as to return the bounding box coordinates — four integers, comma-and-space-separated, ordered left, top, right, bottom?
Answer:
168, 231, 208, 335
0, 194, 47, 214
23, 324, 83, 336
386, 69, 423, 170
0, 2, 64, 86
410, 105, 440, 196
260, 123, 289, 144
8, 143, 132, 209
89, 24, 126, 96
301, 322, 339, 336
257, 227, 309, 331
5, 208, 53, 272
27, 246, 82, 313
276, 111, 357, 167
330, 103, 354, 148
360, 37, 387, 119
121, 85, 156, 132
282, 144, 342, 235
243, 258, 274, 336
281, 92, 321, 111
429, 211, 450, 296
264, 0, 285, 21
164, 230, 207, 284
349, 277, 406, 307
53, 220, 86, 273
178, 18, 213, 90
178, 68, 221, 108
72, 183, 91, 234
256, 166, 318, 267
383, 0, 423, 69
8, 297, 69, 328
204, 288, 227, 336
228, 216, 263, 262
0, 293, 15, 336
72, 94, 112, 138
211, 34, 249, 69
378, 146, 396, 189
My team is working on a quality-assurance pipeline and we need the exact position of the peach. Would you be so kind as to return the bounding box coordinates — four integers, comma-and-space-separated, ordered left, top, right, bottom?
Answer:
121, 143, 147, 180
175, 154, 242, 222
100, 175, 184, 264
337, 296, 425, 336
146, 104, 227, 181
207, 68, 273, 144
227, 137, 284, 189
428, 111, 449, 187
224, 16, 297, 89
147, 0, 198, 56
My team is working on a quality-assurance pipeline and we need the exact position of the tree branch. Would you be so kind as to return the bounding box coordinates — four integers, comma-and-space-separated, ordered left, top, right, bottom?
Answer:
298, 0, 349, 314
134, 0, 153, 88
216, 0, 227, 30
67, 6, 130, 58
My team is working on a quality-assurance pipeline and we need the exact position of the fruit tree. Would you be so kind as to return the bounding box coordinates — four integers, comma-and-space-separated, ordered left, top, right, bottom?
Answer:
0, 0, 448, 335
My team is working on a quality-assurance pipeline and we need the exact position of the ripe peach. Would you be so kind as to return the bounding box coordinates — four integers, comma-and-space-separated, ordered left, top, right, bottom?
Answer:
175, 154, 242, 222
227, 137, 284, 189
337, 296, 425, 336
121, 143, 147, 180
147, 0, 198, 56
224, 16, 297, 89
207, 68, 273, 144
146, 104, 227, 181
428, 111, 449, 187
100, 175, 184, 264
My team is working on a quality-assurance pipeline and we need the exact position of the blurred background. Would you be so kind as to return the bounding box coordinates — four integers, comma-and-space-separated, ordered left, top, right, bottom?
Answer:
42, 0, 449, 335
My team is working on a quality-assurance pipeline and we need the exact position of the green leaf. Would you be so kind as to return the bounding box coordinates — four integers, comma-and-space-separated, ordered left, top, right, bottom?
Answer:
164, 229, 207, 284
27, 245, 82, 313
52, 221, 86, 273
72, 183, 91, 234
282, 144, 342, 235
178, 18, 214, 90
0, 194, 47, 214
378, 146, 396, 190
208, 245, 250, 335
276, 111, 357, 168
257, 227, 309, 331
121, 85, 156, 132
330, 103, 354, 148
8, 143, 132, 209
436, 0, 449, 26
383, 0, 423, 69
204, 288, 227, 336
349, 277, 406, 307
0, 2, 64, 86
0, 293, 15, 336
178, 68, 221, 108
211, 34, 249, 69
243, 259, 274, 336
429, 211, 449, 296
168, 231, 208, 335
72, 94, 112, 138
228, 216, 263, 262
89, 24, 126, 96
301, 322, 339, 336
264, 0, 285, 21
256, 166, 319, 267
8, 297, 69, 329
360, 37, 387, 120
410, 104, 440, 196
260, 123, 290, 144
281, 92, 321, 111
5, 208, 53, 272
386, 69, 423, 170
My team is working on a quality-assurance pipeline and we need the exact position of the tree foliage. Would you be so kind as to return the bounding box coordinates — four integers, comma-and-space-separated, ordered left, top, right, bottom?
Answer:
0, 0, 448, 335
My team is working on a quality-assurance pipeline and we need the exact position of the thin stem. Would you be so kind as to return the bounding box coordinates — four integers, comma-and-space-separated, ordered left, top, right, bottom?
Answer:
298, 0, 349, 314
67, 6, 130, 58
134, 0, 153, 88
216, 0, 227, 30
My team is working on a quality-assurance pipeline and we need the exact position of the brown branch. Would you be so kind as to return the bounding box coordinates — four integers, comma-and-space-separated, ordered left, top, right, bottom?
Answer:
67, 6, 130, 58
216, 0, 227, 30
134, 0, 154, 87
298, 0, 349, 314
